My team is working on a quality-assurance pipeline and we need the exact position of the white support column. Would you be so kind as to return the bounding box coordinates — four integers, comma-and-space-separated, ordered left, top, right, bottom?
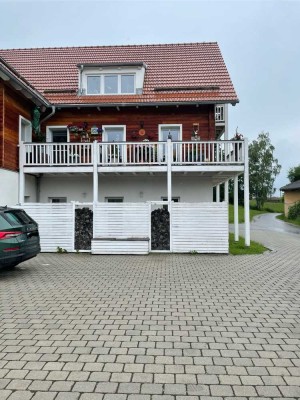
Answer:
93, 141, 98, 204
167, 138, 172, 206
18, 142, 25, 204
234, 175, 239, 241
243, 137, 250, 246
224, 181, 229, 203
216, 184, 220, 202
167, 138, 173, 252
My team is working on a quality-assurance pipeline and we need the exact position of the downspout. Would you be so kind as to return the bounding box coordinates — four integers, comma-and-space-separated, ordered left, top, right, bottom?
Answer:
40, 105, 56, 125
79, 65, 83, 95
39, 106, 56, 142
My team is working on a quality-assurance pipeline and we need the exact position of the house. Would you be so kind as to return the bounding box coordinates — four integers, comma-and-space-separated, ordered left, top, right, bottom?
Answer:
280, 180, 300, 217
0, 42, 250, 253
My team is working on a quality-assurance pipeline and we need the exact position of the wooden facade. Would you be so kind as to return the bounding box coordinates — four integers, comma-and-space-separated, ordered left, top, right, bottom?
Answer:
0, 82, 33, 171
43, 104, 215, 142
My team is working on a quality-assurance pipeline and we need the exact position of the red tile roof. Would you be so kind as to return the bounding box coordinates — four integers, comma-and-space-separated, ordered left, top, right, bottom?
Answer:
0, 56, 49, 105
0, 42, 238, 106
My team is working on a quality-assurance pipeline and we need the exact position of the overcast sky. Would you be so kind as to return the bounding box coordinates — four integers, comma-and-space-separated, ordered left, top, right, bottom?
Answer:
0, 0, 299, 192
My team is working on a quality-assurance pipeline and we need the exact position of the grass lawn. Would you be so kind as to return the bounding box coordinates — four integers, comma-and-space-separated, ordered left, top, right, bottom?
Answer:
229, 233, 268, 255
228, 201, 284, 223
276, 214, 300, 227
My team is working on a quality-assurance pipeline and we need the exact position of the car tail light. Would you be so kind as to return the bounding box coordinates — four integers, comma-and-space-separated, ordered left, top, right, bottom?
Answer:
0, 231, 22, 240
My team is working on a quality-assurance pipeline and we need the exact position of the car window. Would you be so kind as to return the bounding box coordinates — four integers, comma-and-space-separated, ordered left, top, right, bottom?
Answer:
4, 211, 24, 226
0, 214, 13, 229
14, 210, 33, 224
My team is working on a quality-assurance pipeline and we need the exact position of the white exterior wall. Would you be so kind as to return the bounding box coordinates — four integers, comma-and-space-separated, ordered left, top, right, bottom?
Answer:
37, 174, 213, 203
0, 169, 19, 206
0, 169, 36, 206
25, 175, 36, 202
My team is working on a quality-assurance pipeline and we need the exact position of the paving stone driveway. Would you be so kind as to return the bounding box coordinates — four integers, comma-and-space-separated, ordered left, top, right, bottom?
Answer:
0, 226, 300, 399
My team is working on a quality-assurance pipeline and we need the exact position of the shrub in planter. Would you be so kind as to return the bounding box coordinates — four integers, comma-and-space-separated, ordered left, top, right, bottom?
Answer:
288, 201, 300, 220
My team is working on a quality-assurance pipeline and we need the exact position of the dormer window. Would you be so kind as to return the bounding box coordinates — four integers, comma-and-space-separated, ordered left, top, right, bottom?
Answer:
79, 63, 146, 96
86, 74, 135, 95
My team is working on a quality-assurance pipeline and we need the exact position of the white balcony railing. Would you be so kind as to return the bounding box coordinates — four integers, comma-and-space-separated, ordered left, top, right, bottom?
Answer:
23, 140, 244, 167
24, 142, 93, 165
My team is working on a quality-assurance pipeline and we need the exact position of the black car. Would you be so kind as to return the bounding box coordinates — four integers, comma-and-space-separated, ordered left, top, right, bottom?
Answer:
0, 206, 40, 269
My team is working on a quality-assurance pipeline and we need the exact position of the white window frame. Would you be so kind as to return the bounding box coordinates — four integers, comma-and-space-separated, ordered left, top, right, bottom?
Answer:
19, 116, 32, 143
102, 125, 127, 163
158, 124, 182, 162
46, 126, 69, 143
158, 124, 182, 142
85, 73, 136, 95
87, 75, 101, 95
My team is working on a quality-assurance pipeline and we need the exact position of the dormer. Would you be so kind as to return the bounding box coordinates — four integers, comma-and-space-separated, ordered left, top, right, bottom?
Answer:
77, 62, 147, 96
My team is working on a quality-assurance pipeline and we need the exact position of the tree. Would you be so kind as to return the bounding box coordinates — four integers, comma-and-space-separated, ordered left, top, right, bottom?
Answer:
249, 132, 281, 210
287, 164, 300, 183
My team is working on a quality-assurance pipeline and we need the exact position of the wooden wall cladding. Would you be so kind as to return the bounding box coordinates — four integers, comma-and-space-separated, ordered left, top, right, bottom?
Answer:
43, 104, 215, 142
2, 84, 32, 171
0, 84, 4, 167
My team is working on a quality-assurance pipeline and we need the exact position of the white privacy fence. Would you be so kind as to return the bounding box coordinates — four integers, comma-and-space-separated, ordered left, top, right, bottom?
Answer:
171, 203, 228, 253
18, 201, 228, 254
17, 203, 74, 252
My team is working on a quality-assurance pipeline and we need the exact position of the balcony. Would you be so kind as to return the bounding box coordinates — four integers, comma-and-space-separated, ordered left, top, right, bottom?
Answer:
21, 140, 245, 171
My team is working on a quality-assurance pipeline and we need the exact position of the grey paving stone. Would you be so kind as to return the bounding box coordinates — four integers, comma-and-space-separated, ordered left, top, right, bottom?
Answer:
164, 383, 186, 395
6, 391, 33, 400
0, 390, 12, 400
31, 393, 57, 400
55, 393, 80, 400
141, 383, 163, 394
95, 382, 118, 393
29, 380, 52, 391
79, 395, 104, 400
279, 386, 300, 397
210, 384, 234, 396
233, 385, 258, 397
73, 381, 96, 392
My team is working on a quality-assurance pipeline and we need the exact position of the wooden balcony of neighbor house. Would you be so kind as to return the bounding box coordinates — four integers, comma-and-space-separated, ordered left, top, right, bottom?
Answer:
21, 140, 245, 173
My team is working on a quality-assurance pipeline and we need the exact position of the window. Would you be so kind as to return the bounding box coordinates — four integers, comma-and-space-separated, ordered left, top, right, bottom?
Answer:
87, 76, 100, 94
121, 75, 135, 93
161, 197, 180, 202
105, 197, 124, 203
49, 197, 67, 203
104, 75, 118, 94
86, 74, 135, 95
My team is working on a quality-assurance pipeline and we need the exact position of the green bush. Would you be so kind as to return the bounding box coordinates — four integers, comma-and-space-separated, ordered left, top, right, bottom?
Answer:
288, 201, 300, 220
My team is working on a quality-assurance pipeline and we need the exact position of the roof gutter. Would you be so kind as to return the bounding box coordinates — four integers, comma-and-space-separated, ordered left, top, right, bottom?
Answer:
54, 99, 239, 108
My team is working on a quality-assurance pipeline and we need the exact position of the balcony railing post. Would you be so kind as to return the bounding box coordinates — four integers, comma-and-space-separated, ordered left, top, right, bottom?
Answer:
167, 139, 172, 204
93, 140, 98, 203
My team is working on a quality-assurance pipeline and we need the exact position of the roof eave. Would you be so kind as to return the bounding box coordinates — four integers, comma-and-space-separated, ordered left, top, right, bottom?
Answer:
52, 99, 239, 108
0, 61, 50, 107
